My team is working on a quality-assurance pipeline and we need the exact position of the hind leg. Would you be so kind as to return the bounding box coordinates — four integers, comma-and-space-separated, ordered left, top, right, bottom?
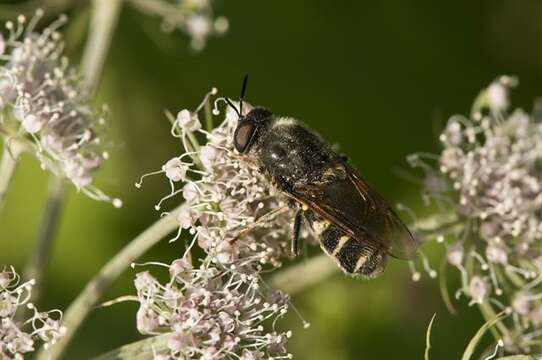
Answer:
291, 209, 303, 258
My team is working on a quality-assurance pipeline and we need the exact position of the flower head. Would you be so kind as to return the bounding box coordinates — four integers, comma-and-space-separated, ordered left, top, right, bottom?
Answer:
410, 76, 542, 352
133, 90, 305, 359
0, 266, 65, 359
0, 12, 120, 206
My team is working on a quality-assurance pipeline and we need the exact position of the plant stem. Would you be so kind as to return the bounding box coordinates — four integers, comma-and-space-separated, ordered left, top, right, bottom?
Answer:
22, 177, 66, 303
270, 254, 337, 295
38, 206, 181, 360
204, 100, 213, 132
91, 334, 171, 360
81, 0, 123, 93
0, 141, 24, 210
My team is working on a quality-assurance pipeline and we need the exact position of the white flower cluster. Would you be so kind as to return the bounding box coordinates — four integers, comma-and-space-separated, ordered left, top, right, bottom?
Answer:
0, 12, 119, 205
0, 266, 65, 359
135, 260, 291, 360
134, 90, 304, 359
134, 0, 228, 51
410, 76, 542, 353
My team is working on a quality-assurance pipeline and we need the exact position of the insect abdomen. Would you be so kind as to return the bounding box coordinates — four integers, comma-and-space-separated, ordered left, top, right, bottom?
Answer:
305, 211, 387, 278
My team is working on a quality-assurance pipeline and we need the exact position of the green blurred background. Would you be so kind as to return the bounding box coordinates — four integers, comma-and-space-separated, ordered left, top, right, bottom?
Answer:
1, 0, 542, 358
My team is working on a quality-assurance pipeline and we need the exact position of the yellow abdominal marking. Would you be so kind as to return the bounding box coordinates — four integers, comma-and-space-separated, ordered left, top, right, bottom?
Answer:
332, 236, 350, 256
312, 221, 329, 235
354, 253, 369, 272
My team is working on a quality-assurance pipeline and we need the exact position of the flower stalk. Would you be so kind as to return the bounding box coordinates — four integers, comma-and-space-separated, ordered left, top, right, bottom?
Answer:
82, 0, 123, 93
0, 141, 24, 209
22, 177, 66, 304
90, 334, 171, 360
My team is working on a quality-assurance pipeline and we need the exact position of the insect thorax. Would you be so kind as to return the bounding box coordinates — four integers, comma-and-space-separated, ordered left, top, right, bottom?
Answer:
253, 117, 337, 187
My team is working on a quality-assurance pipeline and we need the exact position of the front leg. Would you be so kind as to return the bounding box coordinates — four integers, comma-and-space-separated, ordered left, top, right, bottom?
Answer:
291, 209, 303, 258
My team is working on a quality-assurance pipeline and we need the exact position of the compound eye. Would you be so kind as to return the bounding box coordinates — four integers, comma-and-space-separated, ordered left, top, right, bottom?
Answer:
234, 121, 256, 153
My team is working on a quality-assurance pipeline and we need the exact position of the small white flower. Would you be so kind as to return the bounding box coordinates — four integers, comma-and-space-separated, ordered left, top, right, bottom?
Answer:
21, 114, 45, 133
468, 276, 490, 304
486, 243, 508, 264
176, 109, 201, 132
163, 158, 188, 182
0, 266, 64, 358
512, 292, 531, 316
200, 145, 217, 170
182, 182, 199, 203
177, 206, 199, 229
446, 243, 464, 267
487, 82, 509, 112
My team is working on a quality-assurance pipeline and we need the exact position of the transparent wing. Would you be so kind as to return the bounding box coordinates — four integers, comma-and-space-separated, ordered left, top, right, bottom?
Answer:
289, 162, 418, 260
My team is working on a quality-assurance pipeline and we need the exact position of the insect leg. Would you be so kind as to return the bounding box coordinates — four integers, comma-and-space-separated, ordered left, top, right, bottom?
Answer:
291, 209, 302, 257
229, 205, 289, 244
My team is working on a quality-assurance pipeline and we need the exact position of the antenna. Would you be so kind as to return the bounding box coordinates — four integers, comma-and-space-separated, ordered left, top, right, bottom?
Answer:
224, 97, 240, 117
239, 74, 248, 116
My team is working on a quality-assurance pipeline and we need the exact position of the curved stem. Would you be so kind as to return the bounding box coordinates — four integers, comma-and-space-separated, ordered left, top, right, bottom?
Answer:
270, 254, 337, 295
0, 141, 24, 210
91, 334, 171, 360
22, 177, 66, 302
81, 0, 123, 94
38, 206, 181, 360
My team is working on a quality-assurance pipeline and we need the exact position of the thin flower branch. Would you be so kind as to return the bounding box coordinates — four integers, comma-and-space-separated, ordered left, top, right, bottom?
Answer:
81, 0, 123, 92
22, 177, 66, 305
0, 140, 25, 209
91, 334, 171, 360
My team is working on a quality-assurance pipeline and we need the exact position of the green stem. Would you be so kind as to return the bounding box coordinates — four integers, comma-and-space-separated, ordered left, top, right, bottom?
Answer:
38, 206, 181, 360
478, 301, 510, 342
91, 334, 171, 360
0, 141, 24, 210
204, 100, 213, 132
22, 177, 66, 303
81, 0, 123, 93
270, 254, 337, 295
